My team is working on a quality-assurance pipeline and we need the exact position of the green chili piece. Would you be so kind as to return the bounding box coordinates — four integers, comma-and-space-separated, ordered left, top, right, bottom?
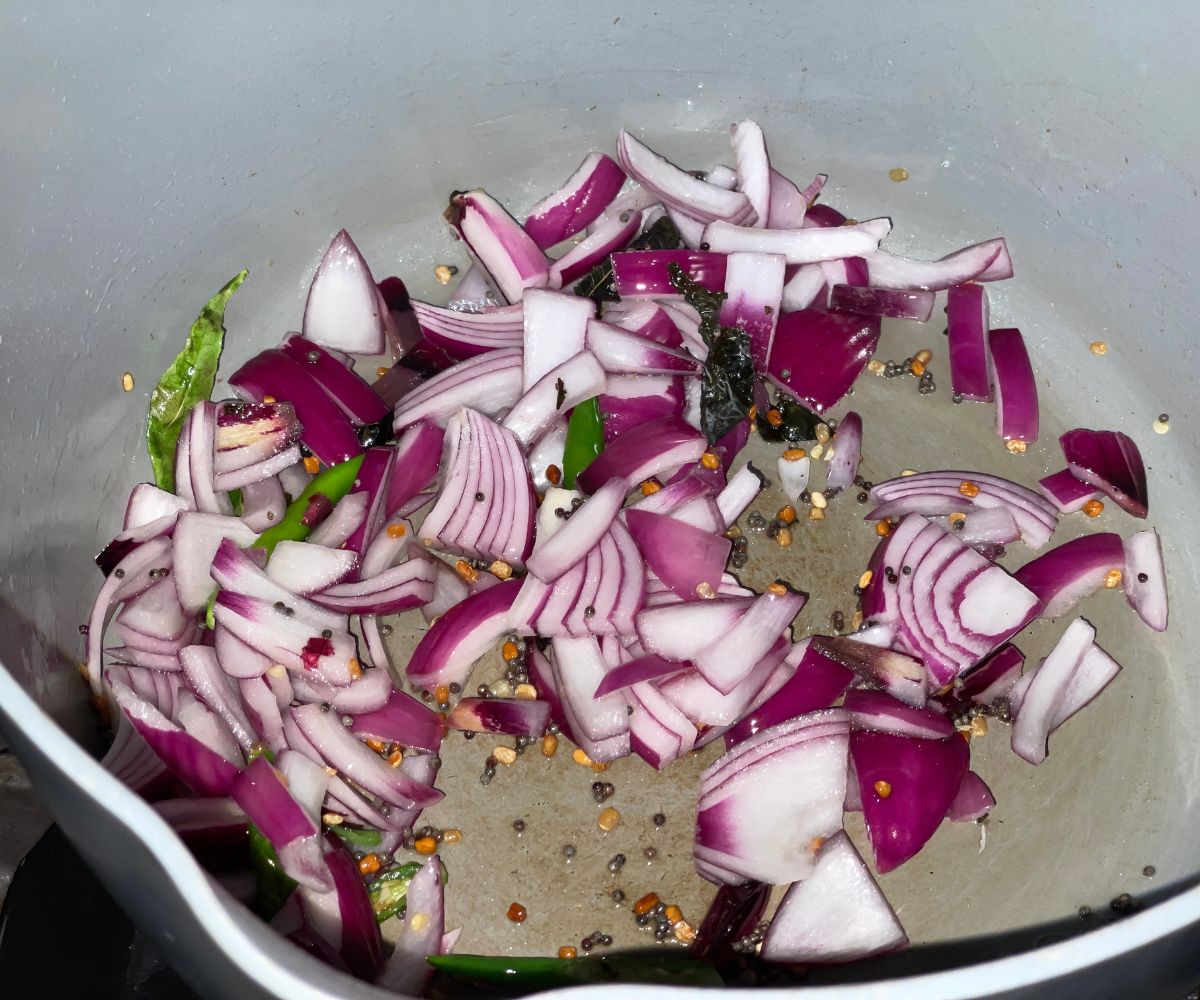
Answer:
562, 397, 604, 489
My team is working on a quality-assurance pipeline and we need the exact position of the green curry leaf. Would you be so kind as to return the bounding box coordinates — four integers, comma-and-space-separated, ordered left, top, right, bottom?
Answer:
146, 270, 248, 490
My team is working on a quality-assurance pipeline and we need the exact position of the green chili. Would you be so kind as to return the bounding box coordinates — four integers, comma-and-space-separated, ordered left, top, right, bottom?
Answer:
247, 825, 296, 921
253, 453, 366, 555
426, 951, 723, 990
561, 397, 604, 489
366, 861, 425, 923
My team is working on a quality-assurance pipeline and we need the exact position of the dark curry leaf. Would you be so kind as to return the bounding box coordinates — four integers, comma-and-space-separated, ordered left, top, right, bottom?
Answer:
146, 270, 248, 490
573, 215, 681, 304
755, 395, 826, 442
701, 327, 755, 444
667, 261, 727, 349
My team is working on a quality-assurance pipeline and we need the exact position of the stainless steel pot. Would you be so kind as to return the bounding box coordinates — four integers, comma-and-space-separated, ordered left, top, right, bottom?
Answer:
2, 3, 1199, 997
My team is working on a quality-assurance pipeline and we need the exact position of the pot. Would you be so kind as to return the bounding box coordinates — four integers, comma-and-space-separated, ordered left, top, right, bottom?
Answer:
1, 3, 1198, 997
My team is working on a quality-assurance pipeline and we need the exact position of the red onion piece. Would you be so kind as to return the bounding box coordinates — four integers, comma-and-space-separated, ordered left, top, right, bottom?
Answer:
549, 208, 643, 289
616, 130, 755, 225
446, 697, 550, 738
851, 727, 968, 873
180, 645, 257, 750
377, 855, 445, 995
730, 120, 770, 228
109, 680, 240, 796
593, 652, 686, 698
347, 690, 443, 754
550, 636, 630, 762
410, 301, 524, 360
307, 492, 368, 549
702, 217, 891, 264
766, 168, 822, 230
1038, 468, 1100, 514
723, 641, 853, 748
292, 703, 442, 809
171, 512, 257, 613
211, 538, 344, 631
1060, 427, 1149, 518
308, 560, 434, 615
527, 478, 625, 581
869, 471, 1058, 550
843, 689, 955, 740
664, 205, 707, 250
214, 400, 302, 475
279, 334, 389, 424
302, 230, 386, 356
318, 836, 385, 980
230, 350, 363, 466
781, 263, 827, 312
597, 375, 684, 444
1013, 532, 1124, 618
608, 301, 684, 348
521, 288, 593, 389
761, 831, 907, 963
585, 318, 700, 376
946, 283, 992, 402
691, 588, 805, 695
445, 264, 497, 312
947, 770, 995, 822
825, 411, 862, 491
528, 419, 567, 491
577, 415, 707, 494
767, 309, 881, 414
719, 251, 785, 368
407, 579, 522, 690
422, 409, 534, 566
372, 429, 438, 522
392, 347, 524, 432
635, 598, 753, 660
610, 249, 727, 298
626, 679, 697, 770
625, 508, 731, 602
695, 710, 849, 884
123, 483, 191, 530
232, 754, 331, 890
988, 327, 1039, 443
811, 634, 926, 708
523, 151, 626, 248
502, 351, 608, 447
863, 237, 1011, 291
715, 465, 763, 529
1123, 529, 1168, 632
1011, 618, 1121, 764
829, 284, 935, 322
447, 190, 549, 303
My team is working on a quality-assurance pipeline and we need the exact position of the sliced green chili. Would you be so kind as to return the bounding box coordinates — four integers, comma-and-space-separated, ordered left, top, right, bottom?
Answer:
562, 397, 604, 489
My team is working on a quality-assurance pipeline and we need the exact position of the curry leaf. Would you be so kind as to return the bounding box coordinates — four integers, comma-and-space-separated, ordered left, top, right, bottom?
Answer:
146, 270, 248, 490
701, 327, 755, 443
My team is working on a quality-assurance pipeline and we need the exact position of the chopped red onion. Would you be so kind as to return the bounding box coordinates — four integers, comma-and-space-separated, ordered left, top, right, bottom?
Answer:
1060, 427, 1149, 519
280, 334, 390, 424
825, 411, 862, 491
693, 587, 806, 695
1013, 532, 1125, 618
946, 770, 995, 823
447, 190, 549, 303
695, 710, 849, 884
761, 832, 907, 963
1123, 529, 1167, 632
702, 218, 891, 264
550, 636, 631, 762
523, 151, 626, 248
767, 309, 881, 414
946, 283, 992, 403
989, 327, 1039, 443
446, 697, 550, 737
407, 579, 522, 690
171, 512, 257, 614
527, 477, 625, 582
576, 415, 709, 495
410, 301, 524, 359
809, 634, 927, 708
302, 230, 386, 356
625, 508, 731, 602
549, 208, 643, 289
729, 120, 770, 228
719, 252, 785, 368
851, 727, 968, 873
521, 288, 593, 389
392, 347, 524, 432
829, 284, 935, 322
610, 249, 727, 298
1037, 468, 1101, 515
616, 130, 755, 225
585, 318, 700, 376
307, 491, 368, 549
863, 237, 1011, 291
635, 597, 753, 661
502, 351, 608, 447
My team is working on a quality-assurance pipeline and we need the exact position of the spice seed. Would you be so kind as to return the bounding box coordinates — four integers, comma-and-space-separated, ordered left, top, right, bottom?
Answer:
494, 746, 517, 765
121, 371, 135, 392
598, 807, 621, 832
889, 166, 910, 182
1089, 340, 1108, 356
